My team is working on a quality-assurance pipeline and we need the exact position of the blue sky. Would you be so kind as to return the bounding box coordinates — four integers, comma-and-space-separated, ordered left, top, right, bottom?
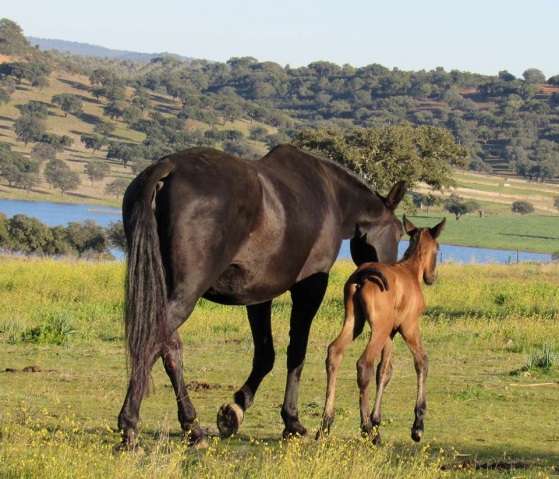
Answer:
4, 0, 558, 77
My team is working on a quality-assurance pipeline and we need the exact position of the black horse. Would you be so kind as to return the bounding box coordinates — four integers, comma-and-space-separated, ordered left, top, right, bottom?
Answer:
118, 144, 406, 448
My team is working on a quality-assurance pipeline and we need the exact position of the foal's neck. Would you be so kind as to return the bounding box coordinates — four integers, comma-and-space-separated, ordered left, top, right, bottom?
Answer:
398, 233, 428, 284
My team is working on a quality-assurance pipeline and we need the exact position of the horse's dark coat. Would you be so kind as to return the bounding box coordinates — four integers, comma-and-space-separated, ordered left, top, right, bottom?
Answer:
117, 144, 405, 447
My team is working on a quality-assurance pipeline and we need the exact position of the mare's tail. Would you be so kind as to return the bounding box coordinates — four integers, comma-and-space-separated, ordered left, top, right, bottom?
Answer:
356, 267, 390, 291
123, 161, 175, 398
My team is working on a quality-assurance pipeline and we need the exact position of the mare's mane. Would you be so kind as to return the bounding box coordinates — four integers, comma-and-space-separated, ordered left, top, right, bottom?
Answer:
303, 149, 380, 196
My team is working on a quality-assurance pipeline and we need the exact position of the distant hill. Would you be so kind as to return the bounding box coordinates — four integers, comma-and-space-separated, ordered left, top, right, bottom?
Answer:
27, 36, 196, 63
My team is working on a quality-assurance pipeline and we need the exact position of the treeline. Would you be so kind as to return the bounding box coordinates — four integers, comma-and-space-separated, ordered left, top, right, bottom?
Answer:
2, 17, 559, 186
0, 212, 125, 259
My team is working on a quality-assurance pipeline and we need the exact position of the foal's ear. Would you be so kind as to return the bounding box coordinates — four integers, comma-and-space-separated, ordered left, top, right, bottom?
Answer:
384, 181, 406, 210
403, 214, 417, 237
429, 217, 446, 239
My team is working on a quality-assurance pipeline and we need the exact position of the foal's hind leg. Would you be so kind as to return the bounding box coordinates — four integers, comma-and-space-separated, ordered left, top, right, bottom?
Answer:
356, 322, 391, 440
217, 301, 275, 437
318, 283, 364, 438
162, 330, 207, 447
369, 336, 394, 444
400, 322, 429, 442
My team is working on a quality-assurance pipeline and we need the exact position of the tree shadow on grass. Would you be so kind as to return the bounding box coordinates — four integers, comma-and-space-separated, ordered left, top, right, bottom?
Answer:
78, 112, 101, 126
58, 78, 90, 92
392, 438, 559, 476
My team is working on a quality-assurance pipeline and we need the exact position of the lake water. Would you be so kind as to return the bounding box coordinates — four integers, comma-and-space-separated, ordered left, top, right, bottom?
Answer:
0, 198, 122, 228
0, 199, 553, 264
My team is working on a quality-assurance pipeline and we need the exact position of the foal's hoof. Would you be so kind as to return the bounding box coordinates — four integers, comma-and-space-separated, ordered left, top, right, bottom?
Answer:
361, 425, 381, 445
411, 428, 423, 442
217, 403, 244, 437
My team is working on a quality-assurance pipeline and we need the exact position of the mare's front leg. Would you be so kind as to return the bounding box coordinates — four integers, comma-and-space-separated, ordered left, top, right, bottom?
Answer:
282, 273, 329, 438
162, 330, 207, 448
400, 322, 429, 442
217, 301, 275, 437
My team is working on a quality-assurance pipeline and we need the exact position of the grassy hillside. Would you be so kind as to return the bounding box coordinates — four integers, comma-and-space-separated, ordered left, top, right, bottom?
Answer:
1, 54, 559, 256
0, 60, 271, 207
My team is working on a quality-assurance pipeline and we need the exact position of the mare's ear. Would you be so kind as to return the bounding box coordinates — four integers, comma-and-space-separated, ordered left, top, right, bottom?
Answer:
403, 214, 417, 237
429, 217, 446, 239
350, 224, 378, 266
384, 181, 406, 210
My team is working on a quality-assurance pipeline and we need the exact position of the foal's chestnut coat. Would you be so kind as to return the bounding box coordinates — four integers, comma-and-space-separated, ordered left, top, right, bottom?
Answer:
319, 216, 446, 443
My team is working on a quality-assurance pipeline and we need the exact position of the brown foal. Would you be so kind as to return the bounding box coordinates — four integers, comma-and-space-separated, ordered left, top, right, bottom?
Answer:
318, 216, 446, 444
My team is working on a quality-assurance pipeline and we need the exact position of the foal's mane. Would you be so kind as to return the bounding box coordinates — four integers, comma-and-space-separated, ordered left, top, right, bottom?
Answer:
399, 228, 425, 262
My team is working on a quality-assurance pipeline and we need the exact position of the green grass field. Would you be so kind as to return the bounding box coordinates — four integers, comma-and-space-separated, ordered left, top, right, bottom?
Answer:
407, 213, 559, 254
0, 258, 558, 478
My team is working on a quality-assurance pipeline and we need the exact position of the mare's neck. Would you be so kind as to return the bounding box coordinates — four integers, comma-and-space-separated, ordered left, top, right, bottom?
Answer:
321, 159, 384, 238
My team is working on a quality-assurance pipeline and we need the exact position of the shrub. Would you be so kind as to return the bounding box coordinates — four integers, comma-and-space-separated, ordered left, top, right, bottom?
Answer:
511, 200, 534, 215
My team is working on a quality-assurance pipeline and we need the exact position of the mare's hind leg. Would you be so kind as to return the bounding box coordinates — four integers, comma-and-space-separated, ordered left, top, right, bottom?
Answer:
369, 337, 394, 444
117, 295, 202, 449
400, 322, 428, 442
217, 301, 275, 437
282, 273, 329, 438
317, 283, 365, 438
117, 351, 160, 450
162, 330, 207, 447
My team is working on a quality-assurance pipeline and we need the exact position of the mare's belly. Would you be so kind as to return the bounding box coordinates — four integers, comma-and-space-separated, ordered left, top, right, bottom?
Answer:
202, 263, 290, 306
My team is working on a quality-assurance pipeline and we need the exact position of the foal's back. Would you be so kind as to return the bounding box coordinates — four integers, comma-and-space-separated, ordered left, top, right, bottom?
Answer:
350, 262, 426, 331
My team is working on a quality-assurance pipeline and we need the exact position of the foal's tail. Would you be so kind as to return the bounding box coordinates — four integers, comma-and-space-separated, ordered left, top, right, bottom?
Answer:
356, 267, 390, 291
123, 161, 175, 398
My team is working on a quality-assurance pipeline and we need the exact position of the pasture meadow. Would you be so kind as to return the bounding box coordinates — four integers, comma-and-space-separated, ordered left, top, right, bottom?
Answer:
0, 257, 558, 478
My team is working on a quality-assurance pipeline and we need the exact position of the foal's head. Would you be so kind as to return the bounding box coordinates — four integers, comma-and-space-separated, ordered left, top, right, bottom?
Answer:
402, 216, 446, 285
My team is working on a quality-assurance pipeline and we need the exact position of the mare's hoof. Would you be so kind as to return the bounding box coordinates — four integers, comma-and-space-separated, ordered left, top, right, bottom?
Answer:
217, 403, 244, 437
183, 428, 209, 449
411, 428, 423, 442
188, 435, 209, 450
282, 423, 308, 439
115, 439, 143, 454
115, 430, 141, 453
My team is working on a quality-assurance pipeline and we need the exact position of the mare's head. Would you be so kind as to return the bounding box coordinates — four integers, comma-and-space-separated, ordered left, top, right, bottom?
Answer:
350, 181, 406, 266
402, 216, 446, 285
